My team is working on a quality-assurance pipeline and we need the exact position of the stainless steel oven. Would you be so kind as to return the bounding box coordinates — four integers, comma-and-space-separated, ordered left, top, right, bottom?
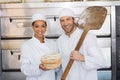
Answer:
0, 2, 120, 80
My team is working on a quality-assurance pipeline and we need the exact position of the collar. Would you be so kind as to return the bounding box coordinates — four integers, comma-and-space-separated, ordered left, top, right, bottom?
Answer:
32, 36, 46, 44
64, 27, 80, 38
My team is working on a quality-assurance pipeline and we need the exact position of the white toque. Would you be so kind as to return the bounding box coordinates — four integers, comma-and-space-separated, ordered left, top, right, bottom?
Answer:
59, 8, 75, 18
32, 13, 46, 22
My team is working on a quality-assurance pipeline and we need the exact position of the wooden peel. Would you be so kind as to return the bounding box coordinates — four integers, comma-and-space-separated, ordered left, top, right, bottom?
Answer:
61, 6, 107, 80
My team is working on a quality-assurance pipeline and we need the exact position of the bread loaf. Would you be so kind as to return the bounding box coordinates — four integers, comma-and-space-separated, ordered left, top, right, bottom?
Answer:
41, 53, 61, 69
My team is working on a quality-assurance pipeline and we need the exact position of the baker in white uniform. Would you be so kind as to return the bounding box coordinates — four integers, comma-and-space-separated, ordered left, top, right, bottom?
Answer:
20, 13, 58, 80
57, 8, 108, 80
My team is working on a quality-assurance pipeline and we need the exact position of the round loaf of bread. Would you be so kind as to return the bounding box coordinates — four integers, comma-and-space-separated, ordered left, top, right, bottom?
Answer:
41, 53, 61, 69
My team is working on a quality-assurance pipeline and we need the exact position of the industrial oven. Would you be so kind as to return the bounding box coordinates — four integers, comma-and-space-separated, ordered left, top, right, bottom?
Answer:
0, 1, 120, 80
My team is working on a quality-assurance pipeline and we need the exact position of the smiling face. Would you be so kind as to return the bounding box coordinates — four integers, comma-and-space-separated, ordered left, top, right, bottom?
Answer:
32, 20, 47, 40
60, 16, 76, 36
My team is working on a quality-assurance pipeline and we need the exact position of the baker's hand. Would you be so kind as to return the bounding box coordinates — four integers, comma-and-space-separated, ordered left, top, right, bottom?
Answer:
39, 64, 50, 71
70, 51, 85, 61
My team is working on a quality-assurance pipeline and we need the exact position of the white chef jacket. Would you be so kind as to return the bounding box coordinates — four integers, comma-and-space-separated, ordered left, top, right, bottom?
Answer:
56, 27, 107, 80
20, 36, 58, 80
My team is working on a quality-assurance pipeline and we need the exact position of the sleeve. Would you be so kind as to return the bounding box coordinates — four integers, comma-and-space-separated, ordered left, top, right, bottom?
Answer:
55, 65, 63, 80
56, 39, 63, 80
20, 43, 43, 77
56, 38, 61, 54
47, 39, 58, 52
82, 33, 108, 70
52, 40, 58, 52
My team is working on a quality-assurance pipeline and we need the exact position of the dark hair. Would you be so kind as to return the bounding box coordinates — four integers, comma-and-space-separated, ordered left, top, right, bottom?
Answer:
32, 21, 47, 26
72, 17, 74, 20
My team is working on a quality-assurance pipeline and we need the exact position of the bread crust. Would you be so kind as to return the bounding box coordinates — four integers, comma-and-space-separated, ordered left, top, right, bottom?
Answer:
41, 53, 61, 69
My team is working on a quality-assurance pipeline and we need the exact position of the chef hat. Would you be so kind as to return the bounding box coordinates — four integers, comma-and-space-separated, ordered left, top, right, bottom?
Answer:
59, 8, 75, 18
32, 13, 46, 22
